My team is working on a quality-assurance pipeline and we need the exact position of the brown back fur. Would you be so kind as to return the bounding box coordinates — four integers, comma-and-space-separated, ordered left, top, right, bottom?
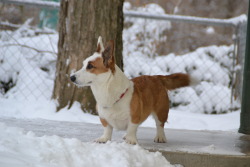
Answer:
130, 73, 191, 125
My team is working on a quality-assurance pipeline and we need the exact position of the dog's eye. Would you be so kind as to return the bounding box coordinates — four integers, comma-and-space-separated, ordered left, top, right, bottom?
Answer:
86, 63, 94, 70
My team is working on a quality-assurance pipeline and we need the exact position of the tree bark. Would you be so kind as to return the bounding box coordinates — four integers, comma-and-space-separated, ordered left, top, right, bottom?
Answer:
53, 0, 124, 114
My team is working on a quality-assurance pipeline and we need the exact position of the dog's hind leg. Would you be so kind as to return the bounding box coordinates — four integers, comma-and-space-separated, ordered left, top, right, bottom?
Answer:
152, 112, 167, 143
124, 122, 139, 145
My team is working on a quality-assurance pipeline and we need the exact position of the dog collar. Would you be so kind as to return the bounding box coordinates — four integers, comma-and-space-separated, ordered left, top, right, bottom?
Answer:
102, 88, 129, 109
115, 88, 129, 104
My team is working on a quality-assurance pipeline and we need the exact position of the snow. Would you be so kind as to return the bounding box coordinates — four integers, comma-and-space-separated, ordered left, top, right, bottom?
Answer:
123, 9, 247, 28
0, 98, 240, 132
3, 0, 60, 9
0, 1, 241, 131
0, 2, 242, 114
173, 6, 179, 14
0, 2, 245, 166
228, 14, 248, 26
123, 43, 239, 114
0, 28, 57, 100
0, 117, 244, 157
123, 3, 171, 59
122, 2, 241, 114
0, 123, 173, 167
143, 109, 239, 131
205, 26, 215, 34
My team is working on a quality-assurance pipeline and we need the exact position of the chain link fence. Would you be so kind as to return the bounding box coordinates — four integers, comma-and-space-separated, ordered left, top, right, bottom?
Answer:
0, 0, 59, 101
0, 1, 247, 114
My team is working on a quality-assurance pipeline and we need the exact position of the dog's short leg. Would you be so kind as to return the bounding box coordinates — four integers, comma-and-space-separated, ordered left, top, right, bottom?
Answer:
124, 122, 139, 145
154, 123, 167, 143
95, 119, 113, 143
152, 113, 167, 143
95, 125, 113, 143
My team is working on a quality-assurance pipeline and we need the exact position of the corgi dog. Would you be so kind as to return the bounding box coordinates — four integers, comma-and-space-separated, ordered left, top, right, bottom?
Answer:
70, 36, 197, 144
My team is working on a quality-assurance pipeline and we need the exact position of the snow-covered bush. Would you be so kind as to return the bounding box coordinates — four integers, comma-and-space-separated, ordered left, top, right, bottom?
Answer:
122, 3, 239, 114
123, 43, 239, 114
0, 24, 57, 100
123, 2, 171, 58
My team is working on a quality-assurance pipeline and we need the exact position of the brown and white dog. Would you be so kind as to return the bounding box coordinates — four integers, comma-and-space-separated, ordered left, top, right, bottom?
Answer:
70, 36, 197, 144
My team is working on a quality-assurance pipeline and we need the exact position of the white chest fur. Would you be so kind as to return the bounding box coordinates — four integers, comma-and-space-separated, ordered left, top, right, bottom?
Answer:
97, 83, 134, 130
90, 65, 134, 130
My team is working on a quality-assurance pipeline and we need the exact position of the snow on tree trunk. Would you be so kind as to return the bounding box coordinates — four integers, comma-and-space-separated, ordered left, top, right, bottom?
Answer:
53, 0, 124, 113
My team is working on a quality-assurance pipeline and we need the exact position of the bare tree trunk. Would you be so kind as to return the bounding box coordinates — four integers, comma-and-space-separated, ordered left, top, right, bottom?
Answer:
53, 0, 124, 113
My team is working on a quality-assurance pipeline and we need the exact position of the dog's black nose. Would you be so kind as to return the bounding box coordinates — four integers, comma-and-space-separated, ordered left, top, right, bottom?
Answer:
70, 75, 76, 82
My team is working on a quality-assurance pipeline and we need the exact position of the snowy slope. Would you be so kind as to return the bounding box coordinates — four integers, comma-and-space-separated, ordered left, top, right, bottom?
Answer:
0, 123, 174, 167
0, 117, 244, 157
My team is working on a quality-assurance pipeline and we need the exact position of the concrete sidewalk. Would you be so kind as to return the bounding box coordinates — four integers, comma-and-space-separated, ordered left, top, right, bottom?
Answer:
0, 118, 249, 167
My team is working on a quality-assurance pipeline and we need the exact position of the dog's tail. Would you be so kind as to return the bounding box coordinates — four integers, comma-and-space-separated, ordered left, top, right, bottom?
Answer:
157, 73, 199, 90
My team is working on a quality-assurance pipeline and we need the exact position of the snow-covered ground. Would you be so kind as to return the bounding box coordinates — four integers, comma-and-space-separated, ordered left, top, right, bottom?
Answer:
0, 98, 240, 131
0, 122, 175, 167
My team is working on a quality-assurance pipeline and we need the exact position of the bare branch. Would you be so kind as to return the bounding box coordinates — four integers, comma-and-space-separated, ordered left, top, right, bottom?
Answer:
0, 43, 57, 55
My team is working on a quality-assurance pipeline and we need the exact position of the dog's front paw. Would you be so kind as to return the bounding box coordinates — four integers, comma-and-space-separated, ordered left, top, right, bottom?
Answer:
154, 135, 167, 143
124, 135, 138, 145
94, 136, 110, 143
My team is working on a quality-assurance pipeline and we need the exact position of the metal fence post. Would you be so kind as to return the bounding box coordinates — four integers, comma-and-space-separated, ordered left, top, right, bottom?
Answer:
234, 21, 247, 103
239, 3, 250, 134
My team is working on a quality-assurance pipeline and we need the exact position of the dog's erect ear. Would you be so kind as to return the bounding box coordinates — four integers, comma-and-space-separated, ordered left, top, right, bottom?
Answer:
97, 36, 105, 53
102, 40, 115, 73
